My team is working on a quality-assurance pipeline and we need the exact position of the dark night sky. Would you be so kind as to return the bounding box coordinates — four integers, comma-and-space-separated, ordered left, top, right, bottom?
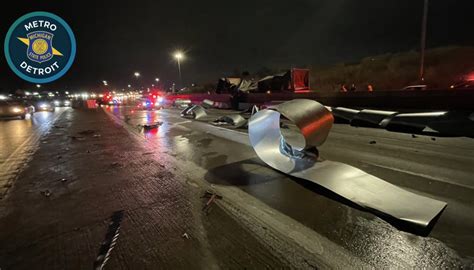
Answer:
1, 0, 474, 92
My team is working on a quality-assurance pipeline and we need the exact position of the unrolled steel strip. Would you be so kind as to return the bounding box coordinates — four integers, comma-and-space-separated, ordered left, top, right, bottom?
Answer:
248, 99, 446, 228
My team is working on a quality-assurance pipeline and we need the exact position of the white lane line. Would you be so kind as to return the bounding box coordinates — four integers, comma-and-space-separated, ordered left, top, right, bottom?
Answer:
0, 109, 67, 197
363, 161, 474, 190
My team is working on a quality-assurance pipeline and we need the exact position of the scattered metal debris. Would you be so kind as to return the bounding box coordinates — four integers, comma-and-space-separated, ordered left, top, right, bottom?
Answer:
248, 99, 447, 229
93, 210, 124, 270
201, 190, 222, 214
385, 111, 447, 133
41, 190, 51, 197
60, 178, 67, 183
351, 109, 397, 128
138, 122, 163, 130
69, 136, 86, 141
201, 99, 215, 109
110, 162, 121, 168
174, 99, 192, 109
331, 107, 361, 123
182, 232, 190, 239
181, 105, 207, 120
93, 134, 102, 138
213, 114, 247, 128
250, 105, 260, 115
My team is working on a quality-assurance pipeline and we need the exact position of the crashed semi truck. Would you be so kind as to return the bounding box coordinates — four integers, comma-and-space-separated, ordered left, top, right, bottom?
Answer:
216, 68, 310, 94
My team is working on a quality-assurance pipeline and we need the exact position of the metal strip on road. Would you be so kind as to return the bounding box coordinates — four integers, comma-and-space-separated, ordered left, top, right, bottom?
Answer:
213, 114, 247, 128
180, 105, 207, 119
248, 99, 447, 229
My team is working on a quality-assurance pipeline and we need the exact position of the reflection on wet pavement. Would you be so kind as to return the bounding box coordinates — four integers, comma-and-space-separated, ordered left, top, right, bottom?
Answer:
0, 109, 67, 197
102, 105, 473, 268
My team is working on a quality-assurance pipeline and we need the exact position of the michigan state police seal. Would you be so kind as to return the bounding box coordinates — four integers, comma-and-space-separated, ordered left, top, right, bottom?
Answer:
4, 12, 76, 83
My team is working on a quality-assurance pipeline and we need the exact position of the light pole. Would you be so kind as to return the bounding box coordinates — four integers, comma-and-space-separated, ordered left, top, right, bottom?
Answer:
173, 51, 184, 89
419, 0, 429, 82
133, 72, 141, 90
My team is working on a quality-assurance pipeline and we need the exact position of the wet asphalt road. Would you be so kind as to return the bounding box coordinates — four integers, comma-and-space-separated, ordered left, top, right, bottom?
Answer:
0, 105, 473, 269
0, 109, 66, 196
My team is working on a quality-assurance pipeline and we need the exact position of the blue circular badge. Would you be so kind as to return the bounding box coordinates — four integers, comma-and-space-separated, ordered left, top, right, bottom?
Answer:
4, 11, 76, 83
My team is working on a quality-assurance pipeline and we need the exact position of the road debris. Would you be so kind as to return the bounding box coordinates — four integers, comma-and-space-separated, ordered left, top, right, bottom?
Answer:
78, 129, 96, 135
93, 210, 124, 270
201, 190, 222, 214
248, 99, 447, 230
182, 232, 190, 239
213, 114, 247, 128
60, 178, 67, 183
138, 122, 163, 130
41, 190, 51, 197
431, 137, 436, 141
181, 105, 207, 120
93, 134, 102, 138
110, 162, 122, 168
69, 135, 86, 141
411, 134, 418, 138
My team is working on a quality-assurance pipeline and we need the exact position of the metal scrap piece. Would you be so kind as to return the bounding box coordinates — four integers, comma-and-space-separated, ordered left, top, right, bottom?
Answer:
351, 109, 398, 127
331, 107, 360, 123
385, 111, 447, 132
180, 105, 207, 119
248, 99, 446, 228
202, 99, 215, 108
214, 114, 247, 128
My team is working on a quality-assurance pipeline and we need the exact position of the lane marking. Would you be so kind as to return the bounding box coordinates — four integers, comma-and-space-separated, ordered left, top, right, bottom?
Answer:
0, 109, 67, 198
363, 161, 474, 190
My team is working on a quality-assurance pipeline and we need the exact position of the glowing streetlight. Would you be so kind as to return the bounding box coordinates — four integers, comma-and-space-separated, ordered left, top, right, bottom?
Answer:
155, 78, 160, 82
102, 80, 108, 86
134, 72, 140, 78
127, 84, 131, 88
36, 84, 41, 88
174, 52, 183, 60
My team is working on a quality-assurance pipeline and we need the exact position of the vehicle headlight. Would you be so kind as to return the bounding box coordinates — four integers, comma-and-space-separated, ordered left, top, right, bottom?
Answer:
64, 100, 71, 105
12, 107, 23, 113
142, 102, 147, 106
54, 100, 60, 106
40, 103, 50, 109
157, 97, 164, 103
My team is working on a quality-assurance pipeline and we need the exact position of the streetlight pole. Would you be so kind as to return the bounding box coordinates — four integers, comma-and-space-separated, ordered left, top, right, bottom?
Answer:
419, 0, 429, 82
177, 58, 182, 81
173, 52, 184, 90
